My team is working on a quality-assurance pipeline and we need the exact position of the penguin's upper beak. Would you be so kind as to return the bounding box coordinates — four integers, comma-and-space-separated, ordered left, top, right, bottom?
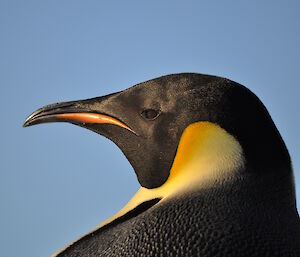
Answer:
23, 99, 135, 134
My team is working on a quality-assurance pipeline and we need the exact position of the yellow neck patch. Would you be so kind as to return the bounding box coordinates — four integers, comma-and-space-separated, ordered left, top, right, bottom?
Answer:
52, 121, 245, 256
95, 121, 244, 228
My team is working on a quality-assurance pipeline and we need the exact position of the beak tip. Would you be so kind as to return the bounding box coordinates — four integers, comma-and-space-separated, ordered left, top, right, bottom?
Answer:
22, 120, 30, 128
23, 115, 34, 128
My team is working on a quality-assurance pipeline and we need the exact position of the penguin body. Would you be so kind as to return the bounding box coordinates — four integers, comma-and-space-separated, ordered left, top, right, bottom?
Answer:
23, 73, 300, 256
58, 176, 300, 257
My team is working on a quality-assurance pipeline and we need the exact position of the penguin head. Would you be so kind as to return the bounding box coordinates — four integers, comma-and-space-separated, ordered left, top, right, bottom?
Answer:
23, 73, 291, 191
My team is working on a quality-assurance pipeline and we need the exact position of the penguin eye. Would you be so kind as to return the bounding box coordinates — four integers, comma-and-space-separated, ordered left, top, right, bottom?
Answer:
141, 109, 160, 120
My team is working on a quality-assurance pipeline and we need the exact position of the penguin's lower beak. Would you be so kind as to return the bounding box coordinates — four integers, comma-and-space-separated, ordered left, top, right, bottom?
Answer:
23, 100, 134, 133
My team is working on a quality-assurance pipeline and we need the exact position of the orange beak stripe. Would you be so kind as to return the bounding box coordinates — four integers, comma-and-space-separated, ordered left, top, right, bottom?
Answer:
54, 113, 135, 133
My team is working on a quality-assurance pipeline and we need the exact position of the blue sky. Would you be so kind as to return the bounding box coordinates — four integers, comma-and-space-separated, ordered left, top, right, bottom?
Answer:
0, 1, 299, 256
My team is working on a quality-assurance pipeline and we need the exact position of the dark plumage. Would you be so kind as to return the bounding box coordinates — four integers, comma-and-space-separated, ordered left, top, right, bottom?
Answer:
24, 73, 300, 256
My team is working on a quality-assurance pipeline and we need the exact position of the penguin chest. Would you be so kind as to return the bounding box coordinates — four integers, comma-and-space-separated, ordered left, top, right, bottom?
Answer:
57, 194, 300, 257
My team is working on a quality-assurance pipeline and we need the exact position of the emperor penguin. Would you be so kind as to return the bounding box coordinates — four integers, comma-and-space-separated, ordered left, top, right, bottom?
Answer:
24, 73, 300, 257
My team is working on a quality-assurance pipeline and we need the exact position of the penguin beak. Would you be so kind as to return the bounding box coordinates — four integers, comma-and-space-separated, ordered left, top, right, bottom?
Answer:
23, 99, 135, 133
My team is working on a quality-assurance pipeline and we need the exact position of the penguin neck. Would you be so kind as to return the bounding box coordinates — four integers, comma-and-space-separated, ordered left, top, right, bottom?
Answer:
134, 122, 245, 199
95, 122, 245, 229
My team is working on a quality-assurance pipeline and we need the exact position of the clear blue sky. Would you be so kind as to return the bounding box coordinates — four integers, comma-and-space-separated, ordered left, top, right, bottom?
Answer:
0, 1, 299, 256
